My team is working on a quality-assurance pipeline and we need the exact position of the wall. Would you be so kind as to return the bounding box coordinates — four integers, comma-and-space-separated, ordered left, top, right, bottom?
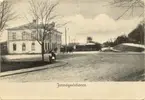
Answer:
45, 31, 62, 53
8, 41, 41, 54
7, 29, 62, 54
8, 29, 35, 41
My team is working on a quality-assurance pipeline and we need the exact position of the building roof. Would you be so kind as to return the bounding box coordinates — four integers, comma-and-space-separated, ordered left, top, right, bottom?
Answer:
78, 42, 96, 46
7, 22, 62, 34
7, 23, 41, 30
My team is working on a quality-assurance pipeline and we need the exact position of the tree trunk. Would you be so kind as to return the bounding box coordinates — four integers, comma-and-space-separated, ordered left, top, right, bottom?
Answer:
41, 42, 45, 62
0, 44, 1, 73
50, 33, 52, 50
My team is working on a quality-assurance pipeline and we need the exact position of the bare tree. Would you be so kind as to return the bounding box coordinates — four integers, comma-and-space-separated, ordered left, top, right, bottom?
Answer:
0, 0, 16, 72
109, 0, 144, 20
0, 1, 16, 34
28, 0, 61, 61
109, 0, 145, 45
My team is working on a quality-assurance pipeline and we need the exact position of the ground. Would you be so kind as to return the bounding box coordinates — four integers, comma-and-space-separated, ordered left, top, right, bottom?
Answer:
0, 52, 144, 82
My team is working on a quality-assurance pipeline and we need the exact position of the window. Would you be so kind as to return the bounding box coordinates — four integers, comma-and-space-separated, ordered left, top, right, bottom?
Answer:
22, 43, 26, 51
22, 31, 27, 40
12, 32, 16, 40
31, 33, 35, 40
55, 34, 57, 41
52, 43, 55, 49
31, 31, 36, 40
8, 32, 12, 40
59, 35, 61, 41
48, 43, 49, 50
13, 43, 16, 51
31, 42, 35, 51
57, 35, 61, 42
45, 43, 47, 51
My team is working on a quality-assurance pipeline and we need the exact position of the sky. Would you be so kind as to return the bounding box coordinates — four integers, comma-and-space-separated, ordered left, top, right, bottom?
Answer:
0, 0, 144, 44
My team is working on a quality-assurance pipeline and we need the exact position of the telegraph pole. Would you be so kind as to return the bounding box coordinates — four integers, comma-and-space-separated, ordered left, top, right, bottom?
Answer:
69, 36, 70, 45
65, 27, 67, 53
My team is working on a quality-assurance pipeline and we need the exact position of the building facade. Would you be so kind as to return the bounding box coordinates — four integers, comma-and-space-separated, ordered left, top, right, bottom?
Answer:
7, 22, 62, 54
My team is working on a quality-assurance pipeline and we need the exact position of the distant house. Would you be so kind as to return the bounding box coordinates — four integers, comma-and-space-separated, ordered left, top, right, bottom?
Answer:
60, 42, 101, 52
75, 42, 101, 51
7, 20, 62, 54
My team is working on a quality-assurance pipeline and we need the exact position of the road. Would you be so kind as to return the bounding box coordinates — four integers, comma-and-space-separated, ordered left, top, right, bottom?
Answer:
0, 52, 144, 82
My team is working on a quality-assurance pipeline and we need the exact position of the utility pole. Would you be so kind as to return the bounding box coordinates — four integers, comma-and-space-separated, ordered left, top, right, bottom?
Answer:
65, 27, 67, 53
69, 36, 70, 45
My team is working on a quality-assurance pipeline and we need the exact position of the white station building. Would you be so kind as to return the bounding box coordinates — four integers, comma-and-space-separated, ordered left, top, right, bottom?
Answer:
7, 21, 62, 54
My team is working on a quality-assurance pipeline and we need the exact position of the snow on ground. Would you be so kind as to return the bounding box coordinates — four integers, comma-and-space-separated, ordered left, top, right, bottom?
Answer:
2, 54, 51, 61
71, 51, 100, 54
122, 43, 145, 48
4, 54, 41, 59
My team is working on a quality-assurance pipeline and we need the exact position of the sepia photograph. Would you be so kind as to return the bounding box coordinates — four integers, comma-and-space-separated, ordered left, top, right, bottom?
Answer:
0, 0, 144, 82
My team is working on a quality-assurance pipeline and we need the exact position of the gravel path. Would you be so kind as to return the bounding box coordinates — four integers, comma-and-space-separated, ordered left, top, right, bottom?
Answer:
0, 53, 144, 82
